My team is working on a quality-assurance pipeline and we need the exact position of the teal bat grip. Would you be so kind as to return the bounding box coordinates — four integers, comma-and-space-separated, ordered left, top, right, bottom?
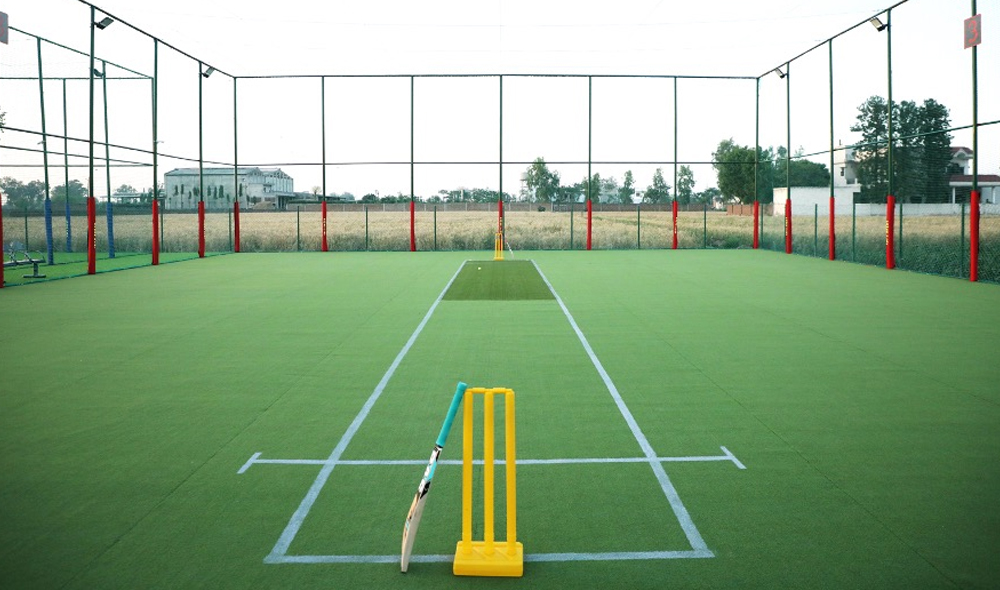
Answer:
435, 382, 467, 447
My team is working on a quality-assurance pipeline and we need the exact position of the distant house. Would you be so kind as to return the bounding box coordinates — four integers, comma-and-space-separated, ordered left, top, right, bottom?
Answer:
834, 144, 998, 204
164, 167, 295, 210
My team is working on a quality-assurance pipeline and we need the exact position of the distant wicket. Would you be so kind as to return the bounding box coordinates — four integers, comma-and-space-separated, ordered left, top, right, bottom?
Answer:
453, 387, 523, 577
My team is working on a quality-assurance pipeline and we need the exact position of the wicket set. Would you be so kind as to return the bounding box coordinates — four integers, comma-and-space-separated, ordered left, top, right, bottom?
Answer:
453, 387, 523, 577
493, 232, 504, 261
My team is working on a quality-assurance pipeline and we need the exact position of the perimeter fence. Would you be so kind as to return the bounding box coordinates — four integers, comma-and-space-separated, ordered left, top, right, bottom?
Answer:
1, 0, 997, 286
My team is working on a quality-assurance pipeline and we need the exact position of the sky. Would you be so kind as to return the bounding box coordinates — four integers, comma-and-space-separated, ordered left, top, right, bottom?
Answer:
1, 0, 997, 200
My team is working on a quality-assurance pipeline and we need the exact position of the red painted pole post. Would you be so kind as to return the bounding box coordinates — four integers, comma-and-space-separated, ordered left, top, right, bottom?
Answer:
586, 199, 592, 250
970, 190, 980, 282
829, 196, 836, 260
409, 200, 416, 252
152, 198, 159, 266
321, 200, 328, 252
233, 201, 241, 253
672, 200, 678, 249
886, 195, 895, 270
784, 198, 792, 254
198, 200, 205, 258
87, 196, 96, 274
752, 200, 760, 249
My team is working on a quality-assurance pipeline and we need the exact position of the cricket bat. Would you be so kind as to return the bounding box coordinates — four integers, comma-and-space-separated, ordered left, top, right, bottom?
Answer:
400, 381, 467, 573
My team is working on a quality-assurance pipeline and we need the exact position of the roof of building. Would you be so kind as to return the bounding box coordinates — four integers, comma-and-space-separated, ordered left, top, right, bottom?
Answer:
950, 174, 1000, 183
165, 167, 291, 177
951, 147, 973, 156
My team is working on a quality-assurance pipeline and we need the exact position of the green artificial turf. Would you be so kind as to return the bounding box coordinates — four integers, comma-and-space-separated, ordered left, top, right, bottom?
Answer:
1, 250, 998, 590
443, 260, 554, 300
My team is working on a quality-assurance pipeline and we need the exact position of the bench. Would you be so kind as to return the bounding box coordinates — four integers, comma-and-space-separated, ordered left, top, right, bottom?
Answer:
4, 242, 47, 279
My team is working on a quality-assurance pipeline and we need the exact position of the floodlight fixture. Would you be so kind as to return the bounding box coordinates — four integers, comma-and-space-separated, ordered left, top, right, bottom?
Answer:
95, 16, 114, 29
202, 66, 215, 78
773, 67, 786, 79
869, 16, 887, 32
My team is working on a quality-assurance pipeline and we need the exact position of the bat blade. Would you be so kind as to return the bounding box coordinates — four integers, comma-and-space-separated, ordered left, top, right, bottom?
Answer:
400, 490, 428, 573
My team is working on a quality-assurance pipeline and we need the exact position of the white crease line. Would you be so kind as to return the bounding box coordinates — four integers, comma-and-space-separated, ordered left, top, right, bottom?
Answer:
532, 260, 709, 553
265, 261, 466, 562
241, 453, 746, 469
237, 451, 262, 474
266, 549, 714, 565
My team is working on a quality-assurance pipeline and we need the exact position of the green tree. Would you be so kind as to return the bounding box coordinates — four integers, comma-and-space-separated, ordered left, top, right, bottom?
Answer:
917, 98, 953, 203
677, 166, 696, 204
850, 95, 951, 203
643, 168, 671, 203
712, 139, 757, 204
0, 177, 46, 209
52, 180, 88, 205
522, 157, 561, 203
619, 170, 636, 204
114, 184, 138, 195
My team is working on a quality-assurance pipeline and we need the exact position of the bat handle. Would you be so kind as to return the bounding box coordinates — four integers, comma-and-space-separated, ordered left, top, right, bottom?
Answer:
436, 382, 468, 447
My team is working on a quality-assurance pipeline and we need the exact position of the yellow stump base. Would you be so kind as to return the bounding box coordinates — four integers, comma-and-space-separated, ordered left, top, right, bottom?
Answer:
494, 232, 504, 261
454, 541, 524, 577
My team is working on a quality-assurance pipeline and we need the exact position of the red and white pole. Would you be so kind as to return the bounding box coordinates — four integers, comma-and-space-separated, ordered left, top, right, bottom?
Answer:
152, 198, 159, 265
784, 198, 792, 254
321, 200, 328, 252
586, 199, 592, 250
87, 196, 96, 274
233, 201, 241, 253
672, 200, 678, 250
886, 195, 895, 270
970, 190, 980, 282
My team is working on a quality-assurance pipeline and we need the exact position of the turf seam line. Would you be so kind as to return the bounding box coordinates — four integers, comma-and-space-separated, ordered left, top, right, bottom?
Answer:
530, 259, 711, 554
264, 260, 467, 563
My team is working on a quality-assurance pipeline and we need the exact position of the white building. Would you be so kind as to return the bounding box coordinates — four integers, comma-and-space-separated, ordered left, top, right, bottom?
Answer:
163, 167, 295, 210
833, 144, 998, 204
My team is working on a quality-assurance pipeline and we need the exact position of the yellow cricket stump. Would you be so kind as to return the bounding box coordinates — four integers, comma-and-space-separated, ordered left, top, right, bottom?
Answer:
493, 232, 504, 261
454, 387, 523, 577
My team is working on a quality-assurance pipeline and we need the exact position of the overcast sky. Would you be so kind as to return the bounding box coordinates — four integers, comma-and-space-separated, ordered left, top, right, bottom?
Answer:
1, 0, 997, 199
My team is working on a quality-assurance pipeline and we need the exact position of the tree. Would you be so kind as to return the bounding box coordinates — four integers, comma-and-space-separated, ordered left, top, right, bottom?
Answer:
712, 139, 757, 203
677, 166, 696, 204
850, 95, 952, 203
619, 170, 636, 204
917, 98, 953, 203
360, 193, 378, 203
114, 184, 138, 195
522, 158, 561, 203
52, 180, 88, 205
0, 177, 46, 209
643, 168, 671, 203
693, 187, 721, 204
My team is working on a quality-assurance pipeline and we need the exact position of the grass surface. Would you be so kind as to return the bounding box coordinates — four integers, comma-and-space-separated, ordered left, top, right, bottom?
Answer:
443, 260, 554, 300
1, 251, 998, 589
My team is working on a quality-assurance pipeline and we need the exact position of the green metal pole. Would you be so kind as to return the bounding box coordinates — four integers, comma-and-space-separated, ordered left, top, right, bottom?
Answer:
971, 0, 978, 196
233, 77, 238, 212
433, 205, 437, 251
829, 39, 835, 259
673, 77, 678, 205
63, 78, 71, 252
887, 9, 894, 200
88, 6, 96, 272
410, 76, 414, 204
102, 59, 113, 258
296, 206, 301, 251
898, 201, 903, 264
755, 77, 759, 205
588, 76, 592, 206
153, 39, 159, 251
365, 205, 369, 251
321, 77, 326, 200
637, 204, 641, 249
37, 37, 53, 263
198, 61, 204, 207
499, 75, 503, 205
786, 61, 791, 211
